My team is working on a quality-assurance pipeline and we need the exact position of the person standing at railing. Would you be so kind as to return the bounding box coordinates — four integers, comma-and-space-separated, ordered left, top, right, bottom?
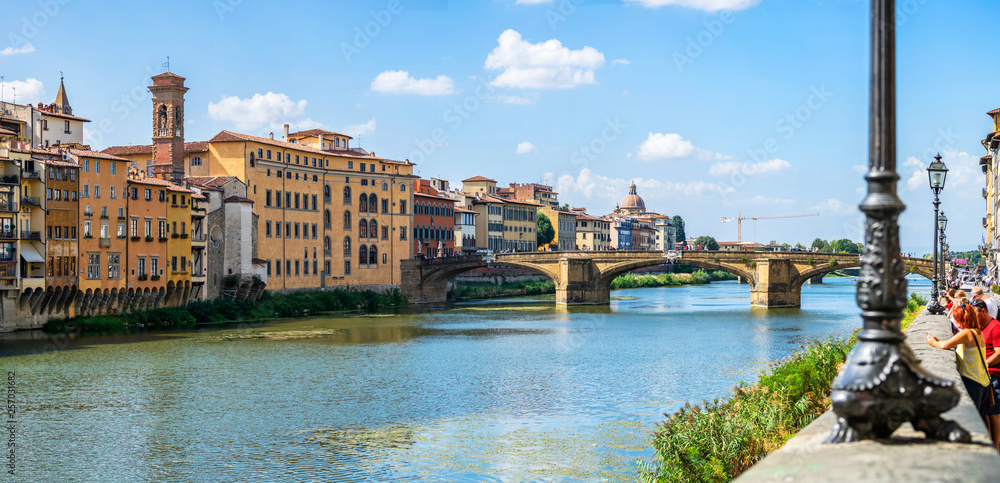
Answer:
926, 304, 992, 426
974, 299, 1000, 451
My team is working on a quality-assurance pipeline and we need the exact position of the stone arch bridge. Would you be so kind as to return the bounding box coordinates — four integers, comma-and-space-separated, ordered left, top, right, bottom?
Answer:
400, 251, 933, 308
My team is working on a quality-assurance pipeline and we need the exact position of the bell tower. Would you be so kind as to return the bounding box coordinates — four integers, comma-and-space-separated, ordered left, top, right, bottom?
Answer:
148, 71, 188, 181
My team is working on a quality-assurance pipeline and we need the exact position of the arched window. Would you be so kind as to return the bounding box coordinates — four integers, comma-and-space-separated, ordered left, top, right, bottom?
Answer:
359, 193, 368, 212
343, 186, 351, 204
343, 211, 351, 229
359, 245, 368, 264
369, 194, 377, 212
369, 245, 378, 265
343, 236, 351, 257
324, 184, 331, 202
158, 105, 167, 129
359, 219, 368, 238
324, 236, 331, 255
369, 219, 377, 237
324, 210, 331, 226
382, 182, 388, 191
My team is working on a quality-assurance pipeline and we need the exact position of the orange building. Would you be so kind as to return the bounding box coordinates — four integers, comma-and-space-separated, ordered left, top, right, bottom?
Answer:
43, 156, 80, 311
73, 149, 129, 314
125, 176, 170, 307
413, 179, 455, 258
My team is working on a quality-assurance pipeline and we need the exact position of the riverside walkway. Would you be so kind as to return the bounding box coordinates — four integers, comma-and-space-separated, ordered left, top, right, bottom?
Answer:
736, 308, 1000, 482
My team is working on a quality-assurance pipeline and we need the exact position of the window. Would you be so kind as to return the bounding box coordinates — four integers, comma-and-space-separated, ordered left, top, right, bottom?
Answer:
286, 259, 291, 275
266, 150, 272, 160
130, 218, 138, 237
348, 161, 354, 169
83, 220, 92, 237
295, 260, 300, 276
87, 253, 100, 279
64, 120, 70, 133
294, 223, 300, 238
343, 186, 351, 204
191, 156, 202, 166
275, 259, 281, 276
359, 245, 368, 265
266, 221, 272, 237
359, 220, 368, 238
266, 190, 272, 206
382, 182, 388, 191
137, 256, 146, 277
94, 185, 100, 198
172, 257, 178, 272
344, 260, 351, 276
369, 194, 377, 212
151, 257, 158, 276
285, 192, 291, 207
275, 191, 282, 208
360, 163, 366, 172
311, 194, 317, 210
370, 164, 375, 173
312, 224, 317, 239
84, 159, 89, 172
83, 184, 89, 197
295, 193, 300, 209
401, 184, 406, 192
401, 226, 407, 241
159, 190, 166, 202
382, 226, 388, 240
324, 210, 331, 227
144, 188, 152, 201
285, 222, 291, 238
359, 193, 368, 212
110, 186, 116, 199
344, 211, 351, 229
145, 219, 152, 237
369, 220, 377, 238
107, 253, 120, 279
117, 222, 125, 238
94, 161, 100, 174
343, 236, 351, 257
400, 201, 407, 214
369, 245, 378, 264
158, 220, 166, 238
275, 223, 281, 238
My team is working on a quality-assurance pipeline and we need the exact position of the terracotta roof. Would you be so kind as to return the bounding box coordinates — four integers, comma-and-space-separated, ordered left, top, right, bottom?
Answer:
414, 191, 455, 203
472, 194, 507, 204
454, 207, 477, 214
990, 108, 1000, 116
128, 177, 190, 193
41, 158, 80, 168
37, 110, 91, 122
102, 141, 208, 156
68, 148, 129, 162
152, 72, 186, 80
0, 128, 16, 136
462, 176, 496, 183
224, 195, 253, 203
184, 176, 237, 188
209, 130, 412, 165
191, 192, 209, 200
288, 128, 353, 140
252, 258, 267, 265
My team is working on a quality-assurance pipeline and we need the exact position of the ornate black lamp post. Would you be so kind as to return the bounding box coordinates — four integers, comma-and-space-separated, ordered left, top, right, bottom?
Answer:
926, 155, 948, 314
938, 212, 948, 290
826, 0, 970, 444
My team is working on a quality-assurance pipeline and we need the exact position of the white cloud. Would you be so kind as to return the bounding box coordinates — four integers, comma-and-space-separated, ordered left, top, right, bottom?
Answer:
0, 43, 35, 56
625, 0, 761, 12
494, 94, 536, 105
514, 0, 552, 3
516, 141, 536, 154
808, 198, 856, 215
208, 92, 309, 131
370, 70, 454, 96
751, 195, 795, 205
636, 132, 729, 161
485, 29, 606, 89
343, 118, 376, 138
709, 158, 791, 177
0, 78, 45, 106
903, 150, 980, 199
556, 168, 734, 202
611, 58, 631, 66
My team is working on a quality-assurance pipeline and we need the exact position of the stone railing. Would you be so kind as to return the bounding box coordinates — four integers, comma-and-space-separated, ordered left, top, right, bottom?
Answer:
736, 308, 1000, 482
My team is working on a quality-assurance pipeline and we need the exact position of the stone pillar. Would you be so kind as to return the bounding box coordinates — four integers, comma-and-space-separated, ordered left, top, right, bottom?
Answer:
809, 274, 824, 284
750, 259, 801, 308
400, 259, 449, 305
556, 257, 604, 305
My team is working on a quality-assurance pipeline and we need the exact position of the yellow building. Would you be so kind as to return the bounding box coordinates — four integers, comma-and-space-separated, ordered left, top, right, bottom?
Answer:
536, 205, 577, 251
471, 195, 504, 252
200, 128, 416, 290
572, 209, 612, 251
983, 109, 1000, 279
501, 199, 537, 252
166, 184, 194, 304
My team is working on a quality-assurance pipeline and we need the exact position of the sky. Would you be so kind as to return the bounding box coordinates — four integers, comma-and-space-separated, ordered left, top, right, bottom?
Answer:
1, 0, 995, 256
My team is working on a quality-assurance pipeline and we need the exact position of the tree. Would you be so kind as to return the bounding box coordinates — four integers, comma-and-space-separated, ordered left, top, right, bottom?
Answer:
694, 235, 719, 251
536, 213, 555, 247
831, 238, 861, 254
795, 243, 806, 250
673, 215, 687, 246
811, 238, 827, 250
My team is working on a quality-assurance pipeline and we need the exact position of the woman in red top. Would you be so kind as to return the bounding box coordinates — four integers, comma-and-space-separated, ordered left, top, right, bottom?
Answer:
974, 299, 1000, 451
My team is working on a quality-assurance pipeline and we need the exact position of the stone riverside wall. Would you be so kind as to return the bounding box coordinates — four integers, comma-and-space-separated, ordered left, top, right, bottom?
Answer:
736, 308, 1000, 482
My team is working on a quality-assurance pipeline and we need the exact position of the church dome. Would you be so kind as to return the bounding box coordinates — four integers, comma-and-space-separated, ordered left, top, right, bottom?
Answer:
621, 182, 645, 212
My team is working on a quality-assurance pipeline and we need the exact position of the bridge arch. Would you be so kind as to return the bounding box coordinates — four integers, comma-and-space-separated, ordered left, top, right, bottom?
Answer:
594, 258, 757, 292
400, 255, 563, 305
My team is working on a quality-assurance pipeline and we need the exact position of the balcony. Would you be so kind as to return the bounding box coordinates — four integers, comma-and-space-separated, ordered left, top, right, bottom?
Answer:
191, 235, 205, 242
118, 214, 126, 220
0, 175, 18, 185
20, 197, 39, 208
99, 237, 111, 248
83, 210, 92, 217
0, 202, 17, 213
0, 277, 17, 290
19, 231, 40, 241
0, 231, 14, 240
21, 171, 40, 180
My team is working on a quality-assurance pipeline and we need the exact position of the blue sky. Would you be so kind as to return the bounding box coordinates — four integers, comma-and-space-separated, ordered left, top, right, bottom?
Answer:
1, 0, 995, 255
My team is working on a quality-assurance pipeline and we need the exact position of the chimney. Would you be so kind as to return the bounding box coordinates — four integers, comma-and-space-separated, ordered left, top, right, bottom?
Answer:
283, 123, 289, 141
318, 134, 324, 150
269, 132, 274, 140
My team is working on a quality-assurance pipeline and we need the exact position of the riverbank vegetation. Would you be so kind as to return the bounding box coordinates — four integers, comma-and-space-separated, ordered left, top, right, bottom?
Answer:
42, 288, 407, 333
638, 293, 927, 482
611, 270, 735, 289
448, 280, 556, 300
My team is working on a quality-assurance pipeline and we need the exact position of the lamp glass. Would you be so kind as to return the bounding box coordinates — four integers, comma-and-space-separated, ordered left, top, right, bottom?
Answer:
938, 213, 948, 231
927, 160, 948, 190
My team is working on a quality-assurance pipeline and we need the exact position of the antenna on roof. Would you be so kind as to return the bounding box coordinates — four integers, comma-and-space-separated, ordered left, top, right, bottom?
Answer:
162, 56, 170, 73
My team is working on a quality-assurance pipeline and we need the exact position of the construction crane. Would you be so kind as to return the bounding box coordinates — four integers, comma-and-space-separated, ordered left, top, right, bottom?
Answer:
721, 212, 820, 243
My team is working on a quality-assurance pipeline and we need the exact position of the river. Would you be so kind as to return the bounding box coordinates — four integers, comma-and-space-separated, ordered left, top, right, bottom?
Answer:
0, 276, 931, 482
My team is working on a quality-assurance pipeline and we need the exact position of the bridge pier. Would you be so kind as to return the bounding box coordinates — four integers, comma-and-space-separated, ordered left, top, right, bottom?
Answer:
556, 258, 605, 305
809, 274, 824, 284
751, 259, 801, 308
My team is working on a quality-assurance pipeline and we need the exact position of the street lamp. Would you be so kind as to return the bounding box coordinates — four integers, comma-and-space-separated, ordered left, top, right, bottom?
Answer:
826, 0, 969, 444
926, 155, 948, 315
938, 212, 948, 291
